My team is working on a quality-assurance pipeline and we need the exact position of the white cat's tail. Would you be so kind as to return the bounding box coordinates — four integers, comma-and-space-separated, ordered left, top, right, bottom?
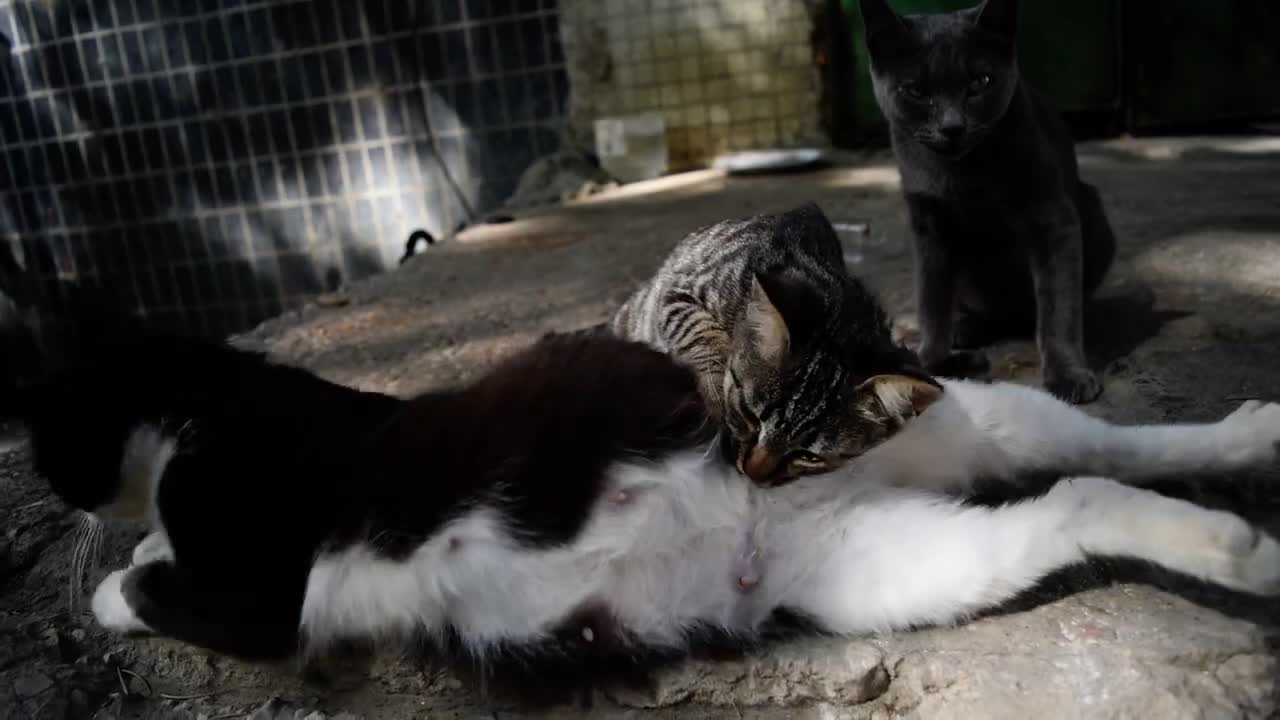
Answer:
781, 479, 1280, 635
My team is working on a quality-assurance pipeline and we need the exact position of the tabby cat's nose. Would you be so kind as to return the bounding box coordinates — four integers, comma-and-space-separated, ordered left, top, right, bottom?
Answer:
742, 446, 781, 484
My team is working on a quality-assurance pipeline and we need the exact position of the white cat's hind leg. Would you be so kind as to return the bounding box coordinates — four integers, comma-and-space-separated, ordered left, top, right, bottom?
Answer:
782, 478, 1280, 637
91, 568, 153, 635
1062, 476, 1280, 596
131, 530, 173, 566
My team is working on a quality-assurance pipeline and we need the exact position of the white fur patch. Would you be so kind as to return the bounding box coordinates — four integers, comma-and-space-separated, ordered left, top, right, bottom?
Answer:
92, 568, 152, 635
131, 531, 174, 567
299, 449, 761, 654
102, 425, 177, 524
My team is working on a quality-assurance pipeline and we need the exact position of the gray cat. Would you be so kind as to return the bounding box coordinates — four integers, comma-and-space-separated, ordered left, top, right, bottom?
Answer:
610, 203, 937, 488
859, 0, 1116, 403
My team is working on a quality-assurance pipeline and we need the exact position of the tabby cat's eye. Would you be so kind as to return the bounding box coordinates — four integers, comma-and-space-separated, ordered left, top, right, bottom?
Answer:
900, 82, 924, 99
969, 74, 992, 93
790, 451, 826, 467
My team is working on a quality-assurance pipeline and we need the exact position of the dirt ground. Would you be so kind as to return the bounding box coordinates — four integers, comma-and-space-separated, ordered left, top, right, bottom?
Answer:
3, 136, 1280, 719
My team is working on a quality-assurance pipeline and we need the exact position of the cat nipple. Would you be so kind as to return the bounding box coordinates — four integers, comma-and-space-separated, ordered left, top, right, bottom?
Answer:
610, 489, 630, 505
736, 575, 759, 591
581, 626, 595, 643
447, 537, 463, 553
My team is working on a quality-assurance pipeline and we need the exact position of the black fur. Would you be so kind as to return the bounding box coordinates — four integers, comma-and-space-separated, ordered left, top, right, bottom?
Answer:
353, 332, 713, 559
859, 0, 1116, 403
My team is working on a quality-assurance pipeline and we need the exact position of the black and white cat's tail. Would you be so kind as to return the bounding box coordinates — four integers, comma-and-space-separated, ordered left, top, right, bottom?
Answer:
6, 305, 402, 515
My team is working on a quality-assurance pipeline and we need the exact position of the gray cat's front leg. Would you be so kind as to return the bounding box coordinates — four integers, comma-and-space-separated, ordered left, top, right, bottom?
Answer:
1027, 202, 1101, 403
907, 205, 989, 378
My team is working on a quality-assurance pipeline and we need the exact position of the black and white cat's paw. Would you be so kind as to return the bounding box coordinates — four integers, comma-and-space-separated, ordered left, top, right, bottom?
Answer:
1068, 477, 1280, 596
131, 531, 174, 567
1042, 363, 1102, 404
1149, 499, 1280, 596
91, 569, 153, 635
1213, 400, 1280, 468
1194, 512, 1280, 596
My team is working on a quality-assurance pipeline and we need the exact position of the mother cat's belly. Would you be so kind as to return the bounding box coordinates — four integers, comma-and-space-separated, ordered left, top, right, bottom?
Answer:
298, 449, 775, 651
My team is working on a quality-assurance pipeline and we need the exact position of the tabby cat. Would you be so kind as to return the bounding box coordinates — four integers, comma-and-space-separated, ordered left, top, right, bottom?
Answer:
610, 203, 935, 487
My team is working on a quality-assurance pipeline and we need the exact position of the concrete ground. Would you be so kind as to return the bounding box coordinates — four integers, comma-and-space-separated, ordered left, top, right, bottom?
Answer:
3, 136, 1280, 719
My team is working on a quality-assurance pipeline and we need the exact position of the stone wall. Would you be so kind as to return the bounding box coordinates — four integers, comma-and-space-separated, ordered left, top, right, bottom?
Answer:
559, 0, 826, 171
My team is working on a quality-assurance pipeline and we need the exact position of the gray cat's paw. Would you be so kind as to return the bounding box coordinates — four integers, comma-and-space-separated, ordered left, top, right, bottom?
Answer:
926, 350, 990, 379
1043, 364, 1103, 404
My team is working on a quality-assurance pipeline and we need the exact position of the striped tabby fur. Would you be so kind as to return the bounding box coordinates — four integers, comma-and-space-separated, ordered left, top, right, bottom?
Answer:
611, 203, 937, 487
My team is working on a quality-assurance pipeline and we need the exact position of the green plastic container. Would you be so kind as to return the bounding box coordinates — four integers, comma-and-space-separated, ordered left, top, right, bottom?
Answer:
836, 0, 1121, 139
831, 0, 1280, 141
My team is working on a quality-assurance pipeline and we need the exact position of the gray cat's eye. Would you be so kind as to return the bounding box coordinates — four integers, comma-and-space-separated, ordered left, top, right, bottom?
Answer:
969, 75, 992, 93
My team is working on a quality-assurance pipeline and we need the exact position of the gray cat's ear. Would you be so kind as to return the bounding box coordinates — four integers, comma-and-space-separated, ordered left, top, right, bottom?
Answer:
859, 0, 901, 33
746, 275, 790, 367
859, 0, 909, 51
857, 374, 943, 426
976, 0, 1019, 40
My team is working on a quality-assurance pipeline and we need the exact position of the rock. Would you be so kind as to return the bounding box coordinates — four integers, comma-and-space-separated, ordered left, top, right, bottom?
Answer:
69, 688, 90, 708
248, 697, 291, 720
609, 640, 889, 709
12, 672, 53, 699
504, 150, 617, 209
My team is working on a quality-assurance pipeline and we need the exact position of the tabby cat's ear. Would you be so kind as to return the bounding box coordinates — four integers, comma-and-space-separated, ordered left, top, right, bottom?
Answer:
746, 275, 790, 367
976, 0, 1019, 40
857, 373, 943, 426
859, 0, 910, 57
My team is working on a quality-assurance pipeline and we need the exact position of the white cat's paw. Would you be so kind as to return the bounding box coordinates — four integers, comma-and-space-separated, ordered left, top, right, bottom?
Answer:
1214, 400, 1280, 468
1195, 512, 1280, 596
131, 531, 173, 567
91, 569, 152, 635
1224, 523, 1280, 596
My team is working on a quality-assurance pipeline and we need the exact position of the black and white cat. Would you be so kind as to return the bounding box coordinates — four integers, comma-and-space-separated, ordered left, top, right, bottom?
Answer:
11, 324, 1280, 700
859, 0, 1117, 403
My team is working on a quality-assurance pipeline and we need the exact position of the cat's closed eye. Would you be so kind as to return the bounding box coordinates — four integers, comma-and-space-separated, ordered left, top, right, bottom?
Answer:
968, 74, 992, 93
788, 451, 826, 468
